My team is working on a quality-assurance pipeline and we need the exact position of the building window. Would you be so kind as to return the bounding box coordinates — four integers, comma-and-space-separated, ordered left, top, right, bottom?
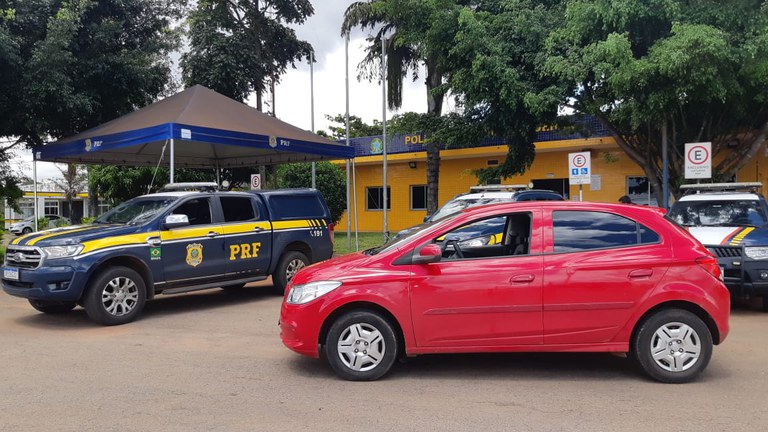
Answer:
410, 185, 427, 210
97, 200, 111, 217
44, 200, 59, 216
366, 187, 391, 211
18, 201, 35, 219
626, 176, 657, 206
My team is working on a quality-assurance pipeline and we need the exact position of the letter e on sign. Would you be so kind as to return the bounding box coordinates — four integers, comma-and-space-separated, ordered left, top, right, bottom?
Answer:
250, 174, 261, 190
684, 142, 712, 179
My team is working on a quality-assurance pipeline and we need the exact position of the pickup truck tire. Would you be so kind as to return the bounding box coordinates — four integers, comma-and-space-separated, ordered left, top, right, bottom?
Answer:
273, 251, 308, 295
83, 266, 147, 326
631, 309, 712, 383
28, 299, 76, 314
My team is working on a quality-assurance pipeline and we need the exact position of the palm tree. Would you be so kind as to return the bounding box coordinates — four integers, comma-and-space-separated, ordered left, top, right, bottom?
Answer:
342, 0, 447, 215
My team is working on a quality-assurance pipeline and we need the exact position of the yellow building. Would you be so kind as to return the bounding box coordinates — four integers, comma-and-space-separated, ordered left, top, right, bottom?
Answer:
338, 117, 768, 232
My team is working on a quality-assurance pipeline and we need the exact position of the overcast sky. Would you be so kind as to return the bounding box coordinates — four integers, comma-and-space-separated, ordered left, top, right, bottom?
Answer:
17, 0, 431, 181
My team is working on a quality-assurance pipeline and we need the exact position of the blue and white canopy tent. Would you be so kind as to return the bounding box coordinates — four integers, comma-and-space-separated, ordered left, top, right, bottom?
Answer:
30, 85, 355, 227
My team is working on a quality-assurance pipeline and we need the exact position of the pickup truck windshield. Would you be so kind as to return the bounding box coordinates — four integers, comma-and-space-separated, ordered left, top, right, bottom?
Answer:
95, 197, 178, 225
669, 200, 767, 227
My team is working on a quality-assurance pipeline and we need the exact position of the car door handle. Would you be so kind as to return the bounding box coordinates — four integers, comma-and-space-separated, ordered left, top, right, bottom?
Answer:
146, 236, 162, 246
207, 231, 219, 238
629, 269, 653, 279
510, 274, 535, 284
253, 227, 264, 233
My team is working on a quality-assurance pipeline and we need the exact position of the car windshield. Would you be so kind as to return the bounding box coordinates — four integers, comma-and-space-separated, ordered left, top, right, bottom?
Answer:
668, 199, 767, 227
430, 197, 510, 221
364, 218, 451, 256
95, 197, 178, 225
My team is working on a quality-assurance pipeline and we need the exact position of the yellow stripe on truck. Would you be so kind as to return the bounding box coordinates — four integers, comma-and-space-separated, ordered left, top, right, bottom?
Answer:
729, 227, 755, 246
220, 221, 272, 235
26, 226, 101, 246
81, 232, 159, 254
271, 220, 313, 230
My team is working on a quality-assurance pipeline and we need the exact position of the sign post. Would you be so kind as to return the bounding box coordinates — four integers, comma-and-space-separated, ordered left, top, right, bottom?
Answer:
250, 174, 262, 190
568, 151, 591, 201
684, 142, 712, 180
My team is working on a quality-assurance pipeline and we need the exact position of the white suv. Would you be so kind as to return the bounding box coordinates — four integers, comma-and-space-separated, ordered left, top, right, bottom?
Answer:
668, 182, 768, 310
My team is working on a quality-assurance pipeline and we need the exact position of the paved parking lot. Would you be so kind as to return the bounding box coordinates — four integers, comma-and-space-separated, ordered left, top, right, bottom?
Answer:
1, 280, 767, 432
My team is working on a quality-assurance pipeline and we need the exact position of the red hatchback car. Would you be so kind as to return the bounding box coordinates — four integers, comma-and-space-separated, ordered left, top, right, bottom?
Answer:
280, 202, 730, 383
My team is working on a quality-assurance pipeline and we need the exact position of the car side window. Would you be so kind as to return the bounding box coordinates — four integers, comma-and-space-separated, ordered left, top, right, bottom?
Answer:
172, 198, 212, 226
436, 213, 532, 261
553, 211, 659, 253
220, 196, 257, 222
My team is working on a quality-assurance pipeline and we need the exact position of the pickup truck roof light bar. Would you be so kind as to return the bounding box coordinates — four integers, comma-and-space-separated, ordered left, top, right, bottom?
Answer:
159, 182, 220, 192
680, 182, 763, 194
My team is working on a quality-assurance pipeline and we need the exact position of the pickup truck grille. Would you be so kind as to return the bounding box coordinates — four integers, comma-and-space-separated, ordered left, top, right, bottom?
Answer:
708, 246, 742, 258
4, 246, 43, 269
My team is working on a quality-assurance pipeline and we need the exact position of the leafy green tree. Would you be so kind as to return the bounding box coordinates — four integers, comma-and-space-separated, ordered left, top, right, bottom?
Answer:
277, 162, 347, 224
343, 0, 458, 214
89, 166, 212, 205
0, 0, 184, 208
545, 0, 768, 202
319, 114, 383, 140
182, 0, 314, 109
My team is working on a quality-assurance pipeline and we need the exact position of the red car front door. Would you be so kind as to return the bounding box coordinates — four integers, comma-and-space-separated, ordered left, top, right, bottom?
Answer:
409, 211, 544, 348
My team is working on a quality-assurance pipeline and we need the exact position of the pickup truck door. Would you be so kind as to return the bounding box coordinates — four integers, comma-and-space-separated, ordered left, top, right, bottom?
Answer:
220, 195, 273, 278
159, 197, 227, 285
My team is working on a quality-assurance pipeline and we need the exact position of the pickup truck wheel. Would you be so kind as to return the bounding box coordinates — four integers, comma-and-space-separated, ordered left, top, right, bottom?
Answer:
28, 299, 76, 314
631, 309, 712, 383
273, 251, 308, 295
324, 311, 398, 381
84, 266, 146, 326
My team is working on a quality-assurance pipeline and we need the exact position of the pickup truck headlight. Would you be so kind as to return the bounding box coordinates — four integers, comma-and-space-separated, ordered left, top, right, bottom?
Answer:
286, 281, 342, 305
458, 235, 492, 248
744, 247, 768, 260
41, 245, 84, 259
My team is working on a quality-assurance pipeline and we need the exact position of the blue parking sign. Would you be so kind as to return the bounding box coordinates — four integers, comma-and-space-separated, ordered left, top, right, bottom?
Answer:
581, 168, 588, 174
571, 168, 578, 175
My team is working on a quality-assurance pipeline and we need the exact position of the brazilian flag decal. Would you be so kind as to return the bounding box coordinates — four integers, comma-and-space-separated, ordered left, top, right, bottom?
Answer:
150, 247, 162, 261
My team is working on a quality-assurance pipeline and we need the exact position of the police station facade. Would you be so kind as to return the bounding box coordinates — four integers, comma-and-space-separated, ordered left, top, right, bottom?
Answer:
338, 116, 768, 232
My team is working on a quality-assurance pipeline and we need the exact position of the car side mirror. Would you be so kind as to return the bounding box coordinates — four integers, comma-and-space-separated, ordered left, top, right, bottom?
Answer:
164, 214, 189, 229
412, 244, 442, 264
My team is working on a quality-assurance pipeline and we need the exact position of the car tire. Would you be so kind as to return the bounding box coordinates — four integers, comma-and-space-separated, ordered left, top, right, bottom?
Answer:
632, 309, 713, 383
28, 299, 77, 314
324, 310, 398, 381
221, 283, 246, 291
22, 227, 32, 234
272, 251, 309, 295
83, 266, 147, 326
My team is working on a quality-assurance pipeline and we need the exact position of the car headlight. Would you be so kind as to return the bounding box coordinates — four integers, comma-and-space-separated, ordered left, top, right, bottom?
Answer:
745, 247, 768, 260
40, 245, 84, 259
458, 235, 492, 248
286, 281, 342, 305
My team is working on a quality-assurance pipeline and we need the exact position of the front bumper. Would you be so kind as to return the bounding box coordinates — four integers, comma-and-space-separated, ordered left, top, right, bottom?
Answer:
1, 264, 86, 302
279, 301, 324, 358
714, 252, 768, 297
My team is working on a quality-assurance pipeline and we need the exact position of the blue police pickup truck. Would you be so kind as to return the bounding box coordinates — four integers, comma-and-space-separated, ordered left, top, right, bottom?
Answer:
1, 184, 334, 325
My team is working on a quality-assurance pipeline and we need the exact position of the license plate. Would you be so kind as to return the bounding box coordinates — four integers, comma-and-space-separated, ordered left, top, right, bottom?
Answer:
3, 267, 19, 281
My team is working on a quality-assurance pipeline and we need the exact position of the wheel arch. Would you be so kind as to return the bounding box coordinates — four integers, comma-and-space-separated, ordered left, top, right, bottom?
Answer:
281, 241, 312, 262
88, 256, 155, 299
319, 301, 406, 357
631, 300, 722, 346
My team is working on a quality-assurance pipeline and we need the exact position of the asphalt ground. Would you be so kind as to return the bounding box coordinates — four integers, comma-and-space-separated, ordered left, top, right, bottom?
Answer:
1, 272, 767, 432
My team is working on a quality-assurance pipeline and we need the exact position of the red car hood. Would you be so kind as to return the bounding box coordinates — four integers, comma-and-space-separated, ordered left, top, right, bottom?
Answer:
293, 252, 373, 284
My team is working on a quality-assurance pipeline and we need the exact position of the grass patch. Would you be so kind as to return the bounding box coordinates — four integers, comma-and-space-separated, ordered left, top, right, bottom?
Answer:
333, 232, 387, 256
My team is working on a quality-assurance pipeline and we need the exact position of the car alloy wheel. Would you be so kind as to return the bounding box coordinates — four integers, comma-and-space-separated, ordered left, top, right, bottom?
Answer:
102, 276, 140, 316
324, 311, 399, 381
285, 258, 305, 281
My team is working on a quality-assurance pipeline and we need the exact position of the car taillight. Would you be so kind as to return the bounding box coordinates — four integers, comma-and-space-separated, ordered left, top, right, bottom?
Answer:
329, 223, 335, 243
696, 255, 722, 280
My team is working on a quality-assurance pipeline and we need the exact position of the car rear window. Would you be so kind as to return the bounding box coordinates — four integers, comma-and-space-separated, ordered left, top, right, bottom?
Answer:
553, 211, 659, 253
268, 194, 328, 220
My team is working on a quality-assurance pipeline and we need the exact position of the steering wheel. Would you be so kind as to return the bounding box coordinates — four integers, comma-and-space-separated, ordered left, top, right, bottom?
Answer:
444, 240, 464, 259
